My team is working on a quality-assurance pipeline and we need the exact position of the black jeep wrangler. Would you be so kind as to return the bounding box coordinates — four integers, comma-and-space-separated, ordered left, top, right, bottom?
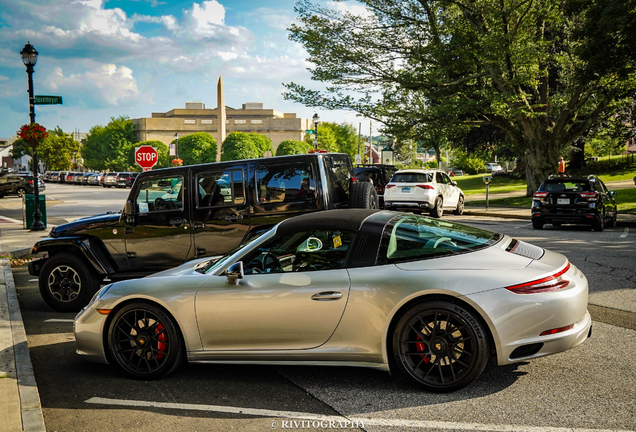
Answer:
29, 153, 377, 312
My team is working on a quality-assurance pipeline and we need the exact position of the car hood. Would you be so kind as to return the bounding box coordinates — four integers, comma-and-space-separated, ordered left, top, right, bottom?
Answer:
145, 256, 222, 278
50, 212, 121, 237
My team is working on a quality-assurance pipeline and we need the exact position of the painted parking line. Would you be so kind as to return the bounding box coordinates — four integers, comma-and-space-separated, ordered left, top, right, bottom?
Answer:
0, 215, 22, 223
44, 319, 74, 323
620, 228, 629, 238
85, 397, 632, 432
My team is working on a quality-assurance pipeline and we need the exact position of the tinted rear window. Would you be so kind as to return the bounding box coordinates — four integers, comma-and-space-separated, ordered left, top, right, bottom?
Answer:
540, 181, 590, 192
391, 172, 433, 183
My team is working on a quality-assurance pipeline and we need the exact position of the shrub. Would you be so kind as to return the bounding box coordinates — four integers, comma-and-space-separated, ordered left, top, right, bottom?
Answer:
276, 140, 312, 156
221, 132, 260, 161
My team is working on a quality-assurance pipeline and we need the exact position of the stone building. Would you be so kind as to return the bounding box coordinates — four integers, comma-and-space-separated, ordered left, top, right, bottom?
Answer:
131, 101, 313, 159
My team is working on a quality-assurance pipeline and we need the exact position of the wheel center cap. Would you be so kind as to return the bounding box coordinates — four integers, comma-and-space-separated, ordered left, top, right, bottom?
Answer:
138, 336, 148, 346
431, 337, 448, 355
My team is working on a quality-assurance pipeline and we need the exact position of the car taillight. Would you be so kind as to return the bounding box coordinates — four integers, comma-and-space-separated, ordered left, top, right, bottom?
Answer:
533, 192, 548, 198
416, 185, 434, 190
540, 323, 575, 336
505, 263, 571, 294
386, 184, 396, 189
579, 192, 598, 201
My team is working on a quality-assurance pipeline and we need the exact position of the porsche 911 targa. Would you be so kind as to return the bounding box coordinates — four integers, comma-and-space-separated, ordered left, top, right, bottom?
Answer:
74, 210, 591, 392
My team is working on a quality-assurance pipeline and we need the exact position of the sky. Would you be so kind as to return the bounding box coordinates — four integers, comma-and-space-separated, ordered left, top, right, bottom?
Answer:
0, 0, 372, 139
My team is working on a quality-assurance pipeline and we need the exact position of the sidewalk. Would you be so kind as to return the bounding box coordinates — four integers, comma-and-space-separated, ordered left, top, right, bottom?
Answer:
0, 221, 47, 432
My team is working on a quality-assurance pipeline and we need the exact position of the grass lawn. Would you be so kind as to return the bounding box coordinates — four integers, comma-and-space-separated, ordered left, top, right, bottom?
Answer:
467, 187, 636, 213
453, 174, 527, 195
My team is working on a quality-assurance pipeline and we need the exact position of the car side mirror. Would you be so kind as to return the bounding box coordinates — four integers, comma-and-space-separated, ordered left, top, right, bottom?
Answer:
226, 261, 244, 285
610, 191, 616, 197
123, 200, 136, 224
451, 180, 457, 186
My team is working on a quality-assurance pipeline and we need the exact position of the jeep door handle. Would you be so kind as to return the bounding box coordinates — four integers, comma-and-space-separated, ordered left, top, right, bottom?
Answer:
311, 292, 343, 301
224, 215, 244, 222
169, 218, 188, 227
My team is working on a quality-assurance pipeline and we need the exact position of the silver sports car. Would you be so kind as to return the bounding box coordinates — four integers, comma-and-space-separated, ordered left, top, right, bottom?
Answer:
74, 209, 591, 392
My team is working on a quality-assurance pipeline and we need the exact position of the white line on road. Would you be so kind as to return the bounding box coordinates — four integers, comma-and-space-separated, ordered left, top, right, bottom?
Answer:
620, 228, 629, 238
0, 215, 22, 223
28, 279, 38, 281
44, 319, 74, 323
85, 397, 632, 432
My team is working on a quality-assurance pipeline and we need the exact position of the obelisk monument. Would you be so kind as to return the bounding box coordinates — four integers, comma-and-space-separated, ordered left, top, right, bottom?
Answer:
216, 76, 226, 161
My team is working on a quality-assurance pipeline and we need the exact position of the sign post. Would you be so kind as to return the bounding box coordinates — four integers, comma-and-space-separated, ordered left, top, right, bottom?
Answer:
135, 145, 158, 171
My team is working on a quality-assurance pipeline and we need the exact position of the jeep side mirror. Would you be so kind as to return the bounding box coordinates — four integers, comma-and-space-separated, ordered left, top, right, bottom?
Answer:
226, 261, 244, 285
123, 200, 136, 224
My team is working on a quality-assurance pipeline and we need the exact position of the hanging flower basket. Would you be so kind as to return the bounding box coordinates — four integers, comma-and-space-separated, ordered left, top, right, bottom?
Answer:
17, 123, 48, 147
172, 158, 183, 166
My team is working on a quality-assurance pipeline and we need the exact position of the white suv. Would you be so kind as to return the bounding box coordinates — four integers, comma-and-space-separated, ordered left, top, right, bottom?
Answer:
486, 163, 503, 173
384, 169, 464, 218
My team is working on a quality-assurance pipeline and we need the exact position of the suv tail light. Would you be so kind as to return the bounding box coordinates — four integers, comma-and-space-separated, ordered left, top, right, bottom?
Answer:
416, 185, 434, 190
386, 184, 396, 189
579, 192, 598, 201
533, 192, 548, 199
505, 263, 570, 294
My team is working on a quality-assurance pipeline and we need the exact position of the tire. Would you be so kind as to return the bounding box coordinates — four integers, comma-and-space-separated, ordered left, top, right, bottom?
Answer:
16, 187, 26, 198
108, 302, 184, 379
430, 196, 443, 218
592, 210, 605, 232
38, 254, 100, 312
350, 182, 378, 209
392, 300, 490, 392
607, 211, 617, 228
532, 219, 544, 230
453, 195, 464, 215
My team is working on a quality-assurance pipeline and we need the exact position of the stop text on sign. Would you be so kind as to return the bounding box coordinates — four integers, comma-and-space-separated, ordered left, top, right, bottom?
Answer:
136, 152, 157, 162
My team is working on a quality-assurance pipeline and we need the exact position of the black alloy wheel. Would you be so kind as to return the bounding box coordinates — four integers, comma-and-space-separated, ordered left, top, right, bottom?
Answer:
108, 303, 184, 379
392, 300, 489, 392
593, 209, 605, 232
608, 211, 617, 228
430, 196, 443, 218
38, 254, 100, 312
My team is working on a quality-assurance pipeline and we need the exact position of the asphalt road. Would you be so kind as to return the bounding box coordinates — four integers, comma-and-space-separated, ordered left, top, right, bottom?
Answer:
10, 186, 636, 432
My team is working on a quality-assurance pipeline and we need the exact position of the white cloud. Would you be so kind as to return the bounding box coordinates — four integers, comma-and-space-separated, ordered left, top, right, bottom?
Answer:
182, 1, 227, 37
328, 1, 373, 18
248, 7, 296, 31
0, 76, 9, 82
43, 63, 146, 106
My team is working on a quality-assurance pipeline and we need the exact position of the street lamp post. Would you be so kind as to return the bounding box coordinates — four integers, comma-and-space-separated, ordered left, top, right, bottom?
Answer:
174, 133, 179, 159
312, 113, 320, 150
21, 42, 45, 231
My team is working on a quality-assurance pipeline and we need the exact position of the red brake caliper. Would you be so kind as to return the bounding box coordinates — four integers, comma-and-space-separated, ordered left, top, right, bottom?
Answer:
416, 336, 431, 363
156, 323, 167, 359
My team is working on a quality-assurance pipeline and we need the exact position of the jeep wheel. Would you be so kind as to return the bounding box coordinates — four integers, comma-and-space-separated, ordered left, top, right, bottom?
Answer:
16, 187, 27, 198
38, 254, 100, 312
350, 182, 378, 209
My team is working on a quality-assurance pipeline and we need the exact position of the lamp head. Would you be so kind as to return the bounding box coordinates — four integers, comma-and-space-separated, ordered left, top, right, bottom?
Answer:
20, 42, 38, 66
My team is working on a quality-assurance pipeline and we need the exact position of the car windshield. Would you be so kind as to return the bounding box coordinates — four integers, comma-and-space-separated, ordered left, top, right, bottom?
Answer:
391, 173, 433, 183
198, 229, 271, 274
379, 214, 502, 262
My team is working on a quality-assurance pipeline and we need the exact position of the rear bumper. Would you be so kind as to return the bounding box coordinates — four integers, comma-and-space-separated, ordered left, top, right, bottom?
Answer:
385, 201, 434, 211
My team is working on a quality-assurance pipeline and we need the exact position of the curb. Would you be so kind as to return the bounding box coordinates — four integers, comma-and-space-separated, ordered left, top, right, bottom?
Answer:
1, 259, 45, 432
464, 208, 636, 227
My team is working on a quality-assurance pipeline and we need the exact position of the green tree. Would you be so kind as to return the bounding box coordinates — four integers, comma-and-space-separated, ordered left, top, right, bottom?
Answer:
319, 122, 359, 156
38, 127, 80, 170
9, 138, 31, 160
248, 133, 274, 157
221, 132, 260, 161
285, 0, 636, 195
81, 116, 137, 171
275, 139, 312, 156
172, 132, 217, 166
304, 124, 338, 152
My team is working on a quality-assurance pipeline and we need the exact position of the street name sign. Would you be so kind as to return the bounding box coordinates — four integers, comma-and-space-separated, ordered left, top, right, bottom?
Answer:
34, 95, 63, 105
135, 145, 158, 170
305, 130, 316, 134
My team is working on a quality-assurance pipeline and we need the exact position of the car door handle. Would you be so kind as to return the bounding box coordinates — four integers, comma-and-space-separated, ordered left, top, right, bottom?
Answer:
224, 215, 244, 222
311, 292, 343, 301
169, 218, 188, 227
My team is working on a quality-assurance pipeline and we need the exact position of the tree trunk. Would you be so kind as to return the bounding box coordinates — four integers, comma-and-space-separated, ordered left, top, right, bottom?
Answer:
523, 134, 561, 196
569, 138, 586, 173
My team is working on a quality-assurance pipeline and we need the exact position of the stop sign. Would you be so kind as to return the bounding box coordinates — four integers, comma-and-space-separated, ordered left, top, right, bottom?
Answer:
135, 145, 158, 169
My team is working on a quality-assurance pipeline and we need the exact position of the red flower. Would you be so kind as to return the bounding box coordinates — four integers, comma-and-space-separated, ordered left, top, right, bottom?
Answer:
17, 123, 48, 143
172, 158, 183, 166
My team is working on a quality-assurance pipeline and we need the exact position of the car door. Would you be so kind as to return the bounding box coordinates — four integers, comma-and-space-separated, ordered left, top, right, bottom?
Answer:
191, 166, 251, 258
195, 228, 354, 350
435, 172, 454, 207
124, 173, 193, 269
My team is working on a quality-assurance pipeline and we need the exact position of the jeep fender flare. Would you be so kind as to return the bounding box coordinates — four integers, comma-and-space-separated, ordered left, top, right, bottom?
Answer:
31, 237, 115, 276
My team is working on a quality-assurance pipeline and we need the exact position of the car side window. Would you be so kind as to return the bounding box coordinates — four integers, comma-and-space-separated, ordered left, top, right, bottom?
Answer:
197, 170, 244, 208
436, 172, 447, 184
325, 155, 352, 206
241, 229, 355, 274
135, 176, 183, 213
254, 164, 317, 213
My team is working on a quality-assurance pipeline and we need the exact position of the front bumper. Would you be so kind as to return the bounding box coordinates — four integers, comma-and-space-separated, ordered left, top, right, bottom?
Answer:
74, 304, 110, 364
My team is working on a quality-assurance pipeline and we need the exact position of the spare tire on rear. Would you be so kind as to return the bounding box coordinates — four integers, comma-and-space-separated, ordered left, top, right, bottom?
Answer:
350, 181, 378, 209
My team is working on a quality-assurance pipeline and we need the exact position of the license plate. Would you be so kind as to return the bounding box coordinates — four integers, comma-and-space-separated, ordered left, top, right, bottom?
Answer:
557, 198, 570, 205
401, 187, 411, 192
